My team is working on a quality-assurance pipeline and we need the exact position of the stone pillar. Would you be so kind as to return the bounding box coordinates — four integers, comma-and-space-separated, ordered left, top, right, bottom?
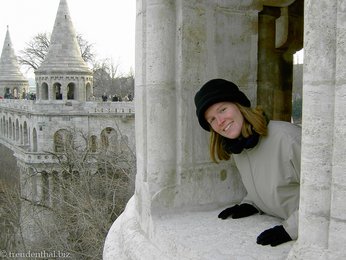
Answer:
257, 6, 281, 120
104, 0, 261, 258
134, 0, 178, 235
288, 0, 346, 259
257, 0, 303, 121
134, 0, 263, 233
62, 82, 68, 101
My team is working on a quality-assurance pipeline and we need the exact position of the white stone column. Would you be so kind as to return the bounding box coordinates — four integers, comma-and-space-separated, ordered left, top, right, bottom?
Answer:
326, 0, 346, 256
104, 1, 262, 258
134, 0, 178, 234
135, 0, 262, 231
288, 0, 346, 259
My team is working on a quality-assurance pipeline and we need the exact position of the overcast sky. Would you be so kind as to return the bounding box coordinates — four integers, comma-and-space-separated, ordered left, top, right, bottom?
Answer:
0, 0, 135, 77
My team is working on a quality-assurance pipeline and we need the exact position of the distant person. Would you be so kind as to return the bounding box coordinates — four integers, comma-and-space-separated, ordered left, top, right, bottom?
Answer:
112, 95, 118, 102
194, 79, 301, 247
102, 93, 108, 102
123, 95, 129, 102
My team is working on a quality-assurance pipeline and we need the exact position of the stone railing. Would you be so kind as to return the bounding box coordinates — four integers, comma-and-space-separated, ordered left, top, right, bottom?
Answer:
0, 99, 35, 111
0, 99, 135, 116
87, 101, 135, 115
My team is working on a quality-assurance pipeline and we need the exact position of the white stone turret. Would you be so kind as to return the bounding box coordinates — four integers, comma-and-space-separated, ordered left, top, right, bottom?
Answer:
0, 26, 29, 98
35, 0, 93, 102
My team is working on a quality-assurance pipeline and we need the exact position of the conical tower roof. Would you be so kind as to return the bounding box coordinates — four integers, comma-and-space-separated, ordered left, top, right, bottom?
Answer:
35, 0, 91, 74
0, 26, 28, 82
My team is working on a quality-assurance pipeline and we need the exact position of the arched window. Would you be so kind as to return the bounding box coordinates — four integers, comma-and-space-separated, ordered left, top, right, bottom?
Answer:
23, 121, 29, 145
40, 82, 49, 100
100, 127, 118, 152
5, 119, 8, 138
54, 129, 73, 152
33, 128, 38, 152
90, 135, 97, 152
8, 117, 12, 139
20, 124, 23, 144
15, 119, 19, 141
53, 82, 62, 100
12, 121, 15, 140
67, 83, 75, 100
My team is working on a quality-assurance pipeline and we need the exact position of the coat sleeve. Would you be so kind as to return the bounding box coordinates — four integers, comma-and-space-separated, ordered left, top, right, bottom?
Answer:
241, 195, 262, 213
283, 130, 301, 240
283, 209, 298, 240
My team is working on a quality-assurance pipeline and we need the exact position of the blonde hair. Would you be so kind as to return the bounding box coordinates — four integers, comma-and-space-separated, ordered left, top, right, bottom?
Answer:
209, 103, 268, 162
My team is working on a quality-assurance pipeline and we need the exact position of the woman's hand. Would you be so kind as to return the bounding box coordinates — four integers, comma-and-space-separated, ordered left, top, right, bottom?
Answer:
218, 203, 259, 219
256, 225, 292, 246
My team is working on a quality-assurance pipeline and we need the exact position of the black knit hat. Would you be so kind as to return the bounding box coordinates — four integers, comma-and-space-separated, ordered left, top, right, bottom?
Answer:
194, 79, 251, 131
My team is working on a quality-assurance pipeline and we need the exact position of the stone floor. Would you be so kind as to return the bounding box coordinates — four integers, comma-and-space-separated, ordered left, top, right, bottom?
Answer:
153, 208, 294, 260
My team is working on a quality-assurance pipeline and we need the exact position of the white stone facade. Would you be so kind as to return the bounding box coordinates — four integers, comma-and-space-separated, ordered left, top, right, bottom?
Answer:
104, 0, 346, 259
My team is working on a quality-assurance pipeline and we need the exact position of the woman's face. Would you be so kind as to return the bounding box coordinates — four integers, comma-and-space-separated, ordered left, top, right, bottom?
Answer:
204, 102, 244, 139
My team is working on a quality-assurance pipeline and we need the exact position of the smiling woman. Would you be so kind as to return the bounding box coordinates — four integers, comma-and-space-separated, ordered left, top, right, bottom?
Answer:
0, 0, 135, 77
194, 78, 302, 247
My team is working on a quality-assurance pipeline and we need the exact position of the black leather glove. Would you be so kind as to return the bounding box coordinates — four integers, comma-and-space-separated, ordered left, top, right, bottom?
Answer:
256, 225, 292, 247
218, 203, 259, 219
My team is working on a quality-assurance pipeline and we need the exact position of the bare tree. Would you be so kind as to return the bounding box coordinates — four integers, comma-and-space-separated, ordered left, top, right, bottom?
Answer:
1, 125, 135, 259
0, 181, 26, 253
18, 32, 95, 74
92, 58, 135, 99
76, 34, 95, 65
92, 58, 119, 93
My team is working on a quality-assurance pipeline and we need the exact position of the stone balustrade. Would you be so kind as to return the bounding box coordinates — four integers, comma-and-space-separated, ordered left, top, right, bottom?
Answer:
0, 98, 135, 116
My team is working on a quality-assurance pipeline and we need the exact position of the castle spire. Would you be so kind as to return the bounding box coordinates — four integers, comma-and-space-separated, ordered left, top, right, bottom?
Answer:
35, 0, 93, 102
35, 0, 91, 74
0, 25, 28, 81
0, 26, 28, 98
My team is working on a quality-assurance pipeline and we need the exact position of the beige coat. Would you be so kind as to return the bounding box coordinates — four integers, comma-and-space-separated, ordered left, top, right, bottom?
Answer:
233, 120, 301, 239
